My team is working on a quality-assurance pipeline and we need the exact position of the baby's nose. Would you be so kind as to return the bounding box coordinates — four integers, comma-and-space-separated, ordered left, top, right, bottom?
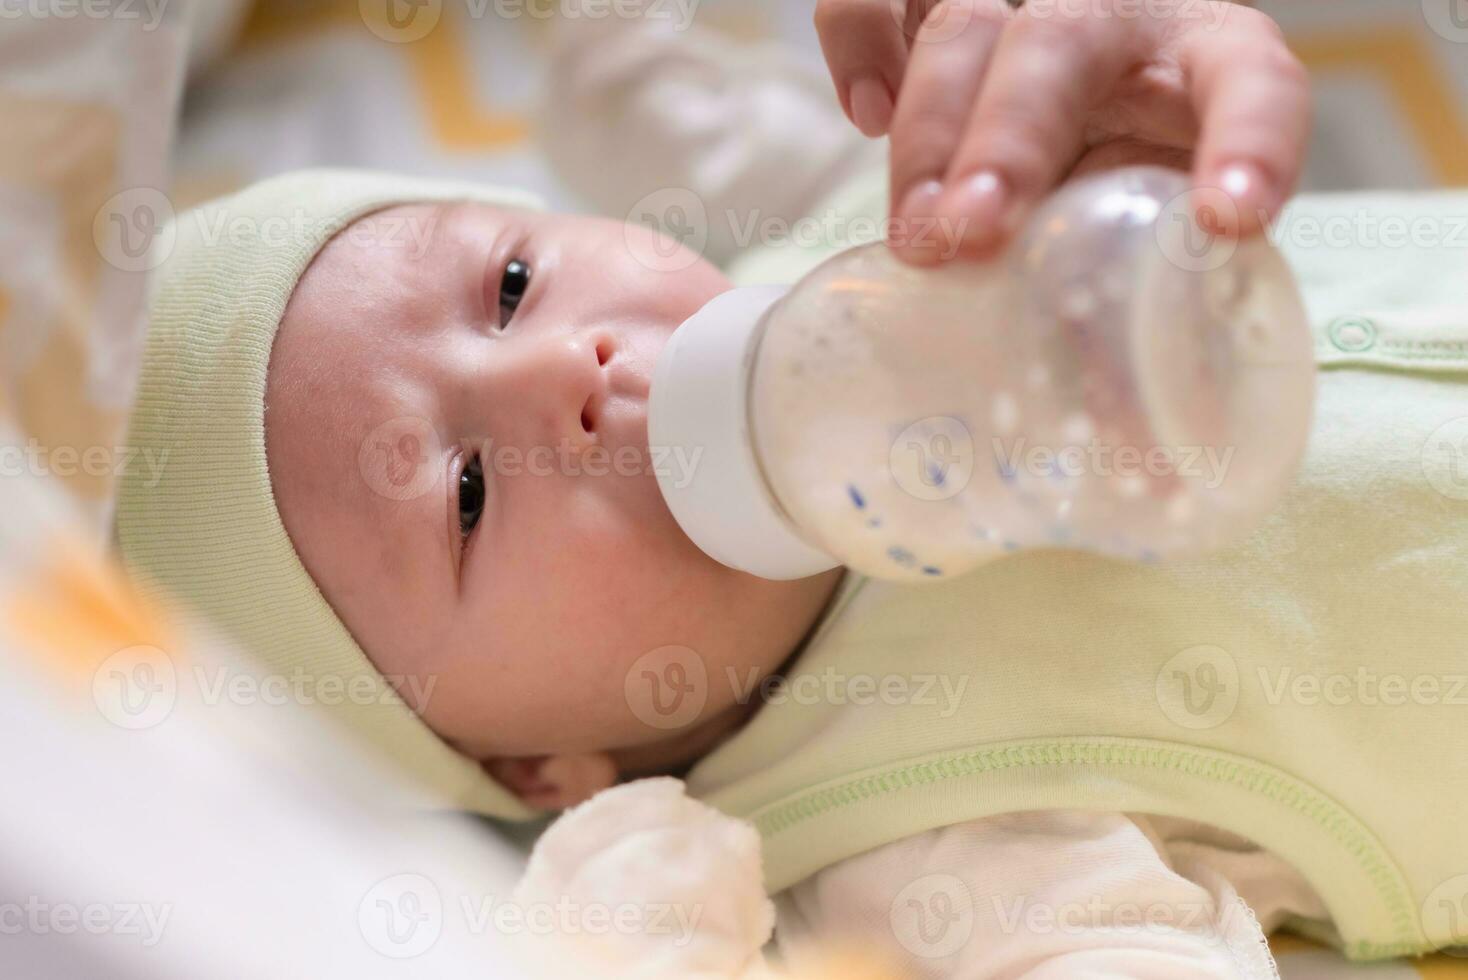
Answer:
496, 332, 613, 445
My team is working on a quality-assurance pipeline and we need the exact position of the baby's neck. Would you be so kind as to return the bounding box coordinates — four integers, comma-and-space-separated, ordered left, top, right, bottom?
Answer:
610, 700, 762, 781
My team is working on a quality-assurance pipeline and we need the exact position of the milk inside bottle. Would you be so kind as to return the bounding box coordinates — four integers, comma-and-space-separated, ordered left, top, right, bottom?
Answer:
649, 166, 1315, 582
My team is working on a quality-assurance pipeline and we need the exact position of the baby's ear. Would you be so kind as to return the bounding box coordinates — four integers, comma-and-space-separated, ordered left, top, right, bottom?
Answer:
485, 753, 619, 811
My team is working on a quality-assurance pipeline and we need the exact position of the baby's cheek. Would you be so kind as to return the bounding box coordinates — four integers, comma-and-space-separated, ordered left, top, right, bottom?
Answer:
658, 258, 731, 324
613, 227, 730, 320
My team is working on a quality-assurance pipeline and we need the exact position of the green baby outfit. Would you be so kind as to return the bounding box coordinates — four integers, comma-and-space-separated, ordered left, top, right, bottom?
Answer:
693, 177, 1468, 959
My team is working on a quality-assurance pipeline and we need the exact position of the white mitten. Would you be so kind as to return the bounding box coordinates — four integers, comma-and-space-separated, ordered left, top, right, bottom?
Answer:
511, 777, 777, 980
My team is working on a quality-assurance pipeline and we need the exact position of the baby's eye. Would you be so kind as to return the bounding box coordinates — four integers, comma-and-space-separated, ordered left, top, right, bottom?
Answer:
458, 454, 485, 541
498, 259, 531, 329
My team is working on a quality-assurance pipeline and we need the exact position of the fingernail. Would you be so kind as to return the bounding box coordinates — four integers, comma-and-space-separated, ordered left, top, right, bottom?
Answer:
897, 178, 944, 218
848, 74, 894, 138
940, 169, 1012, 254
1215, 161, 1275, 236
890, 179, 946, 261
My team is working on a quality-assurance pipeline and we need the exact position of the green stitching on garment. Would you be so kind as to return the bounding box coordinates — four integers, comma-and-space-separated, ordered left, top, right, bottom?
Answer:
1315, 338, 1468, 360
750, 739, 1424, 954
1382, 339, 1468, 352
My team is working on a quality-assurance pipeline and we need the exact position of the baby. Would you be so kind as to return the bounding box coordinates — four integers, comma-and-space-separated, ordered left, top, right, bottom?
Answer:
262, 191, 845, 807
115, 1, 1468, 976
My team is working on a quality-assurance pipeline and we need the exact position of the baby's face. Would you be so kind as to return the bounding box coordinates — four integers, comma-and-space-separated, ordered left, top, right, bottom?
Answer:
266, 202, 838, 803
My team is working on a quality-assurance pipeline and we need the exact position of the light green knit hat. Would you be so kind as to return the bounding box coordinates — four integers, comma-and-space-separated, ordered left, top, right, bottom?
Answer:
115, 169, 542, 820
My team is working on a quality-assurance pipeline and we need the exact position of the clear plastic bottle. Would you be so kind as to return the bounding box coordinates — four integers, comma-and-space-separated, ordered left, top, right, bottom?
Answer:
649, 166, 1316, 582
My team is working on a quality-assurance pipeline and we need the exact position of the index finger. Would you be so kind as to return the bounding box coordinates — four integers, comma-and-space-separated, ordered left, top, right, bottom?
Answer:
1181, 6, 1311, 236
814, 0, 931, 136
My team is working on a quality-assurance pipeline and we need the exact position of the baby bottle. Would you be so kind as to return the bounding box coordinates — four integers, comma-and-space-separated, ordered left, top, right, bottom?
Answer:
648, 166, 1316, 582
